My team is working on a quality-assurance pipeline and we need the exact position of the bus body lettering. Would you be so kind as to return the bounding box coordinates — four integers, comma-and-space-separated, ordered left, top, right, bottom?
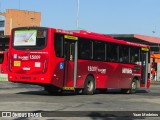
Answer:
122, 68, 132, 74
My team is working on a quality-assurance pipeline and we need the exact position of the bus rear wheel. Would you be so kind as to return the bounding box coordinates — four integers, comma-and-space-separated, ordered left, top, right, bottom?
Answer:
83, 76, 95, 95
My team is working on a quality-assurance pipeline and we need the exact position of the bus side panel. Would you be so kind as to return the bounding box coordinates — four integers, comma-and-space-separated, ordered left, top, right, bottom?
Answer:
65, 62, 74, 87
103, 62, 121, 88
120, 64, 135, 88
51, 58, 65, 88
51, 58, 75, 89
50, 30, 65, 88
76, 60, 143, 89
76, 60, 122, 89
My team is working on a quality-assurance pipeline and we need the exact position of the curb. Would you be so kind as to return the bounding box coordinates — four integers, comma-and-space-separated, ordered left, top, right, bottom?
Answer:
150, 81, 160, 85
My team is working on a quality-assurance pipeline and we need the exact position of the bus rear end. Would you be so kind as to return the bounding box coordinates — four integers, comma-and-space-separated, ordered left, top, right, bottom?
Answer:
8, 27, 52, 84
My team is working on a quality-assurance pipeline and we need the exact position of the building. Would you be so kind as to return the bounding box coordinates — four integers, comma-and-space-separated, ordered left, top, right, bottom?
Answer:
0, 9, 41, 51
0, 19, 5, 36
0, 9, 41, 36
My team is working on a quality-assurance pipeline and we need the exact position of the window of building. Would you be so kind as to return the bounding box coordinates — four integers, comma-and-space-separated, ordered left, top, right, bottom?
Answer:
0, 20, 5, 27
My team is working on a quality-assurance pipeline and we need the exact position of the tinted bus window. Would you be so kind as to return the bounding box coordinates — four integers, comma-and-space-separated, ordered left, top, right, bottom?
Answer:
0, 54, 4, 64
78, 38, 92, 60
107, 43, 119, 62
93, 41, 105, 61
119, 45, 129, 63
54, 33, 64, 57
130, 47, 140, 64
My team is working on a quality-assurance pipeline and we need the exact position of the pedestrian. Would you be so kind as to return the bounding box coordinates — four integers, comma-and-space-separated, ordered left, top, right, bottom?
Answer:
151, 68, 156, 81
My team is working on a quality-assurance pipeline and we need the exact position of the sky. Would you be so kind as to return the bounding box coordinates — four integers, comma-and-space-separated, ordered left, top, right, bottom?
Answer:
0, 0, 160, 37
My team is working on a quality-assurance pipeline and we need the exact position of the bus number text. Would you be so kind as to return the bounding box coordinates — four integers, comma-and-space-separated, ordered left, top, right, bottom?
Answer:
88, 66, 98, 72
30, 55, 41, 60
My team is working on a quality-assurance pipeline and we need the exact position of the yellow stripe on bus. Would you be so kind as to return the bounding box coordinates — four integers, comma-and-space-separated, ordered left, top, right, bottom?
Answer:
64, 35, 78, 41
141, 48, 149, 51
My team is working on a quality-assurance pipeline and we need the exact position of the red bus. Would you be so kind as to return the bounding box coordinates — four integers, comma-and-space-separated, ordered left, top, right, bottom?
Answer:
0, 51, 8, 74
8, 27, 150, 94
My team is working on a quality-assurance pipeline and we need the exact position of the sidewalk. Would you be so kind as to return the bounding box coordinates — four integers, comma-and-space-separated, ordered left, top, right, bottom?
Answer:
150, 81, 160, 85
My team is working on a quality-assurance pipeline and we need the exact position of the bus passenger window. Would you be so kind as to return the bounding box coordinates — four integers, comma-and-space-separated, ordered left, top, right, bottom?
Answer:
78, 39, 92, 60
107, 43, 119, 62
130, 47, 140, 64
119, 45, 129, 63
93, 41, 105, 61
54, 33, 64, 57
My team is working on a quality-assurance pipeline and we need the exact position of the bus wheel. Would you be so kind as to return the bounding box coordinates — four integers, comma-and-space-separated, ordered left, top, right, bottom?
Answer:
44, 85, 62, 95
121, 79, 137, 94
83, 76, 95, 95
130, 79, 137, 94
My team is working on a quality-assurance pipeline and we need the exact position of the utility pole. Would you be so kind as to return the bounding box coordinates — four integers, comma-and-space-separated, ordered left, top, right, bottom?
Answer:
76, 0, 79, 30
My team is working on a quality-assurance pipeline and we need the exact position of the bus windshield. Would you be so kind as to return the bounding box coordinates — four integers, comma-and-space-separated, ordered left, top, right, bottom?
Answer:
12, 29, 47, 50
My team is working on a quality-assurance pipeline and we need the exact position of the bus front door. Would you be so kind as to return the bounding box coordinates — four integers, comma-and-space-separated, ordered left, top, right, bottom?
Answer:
141, 51, 149, 88
63, 39, 78, 90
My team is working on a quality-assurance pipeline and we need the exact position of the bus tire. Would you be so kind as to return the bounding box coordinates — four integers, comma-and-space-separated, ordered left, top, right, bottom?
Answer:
83, 76, 95, 95
130, 79, 137, 94
121, 79, 137, 94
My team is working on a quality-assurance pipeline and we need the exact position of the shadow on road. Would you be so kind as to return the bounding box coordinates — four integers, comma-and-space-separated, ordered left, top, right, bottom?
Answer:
16, 90, 77, 96
16, 88, 149, 97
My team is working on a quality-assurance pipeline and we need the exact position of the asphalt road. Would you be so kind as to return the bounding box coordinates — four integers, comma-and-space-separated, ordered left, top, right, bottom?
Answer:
0, 84, 160, 120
